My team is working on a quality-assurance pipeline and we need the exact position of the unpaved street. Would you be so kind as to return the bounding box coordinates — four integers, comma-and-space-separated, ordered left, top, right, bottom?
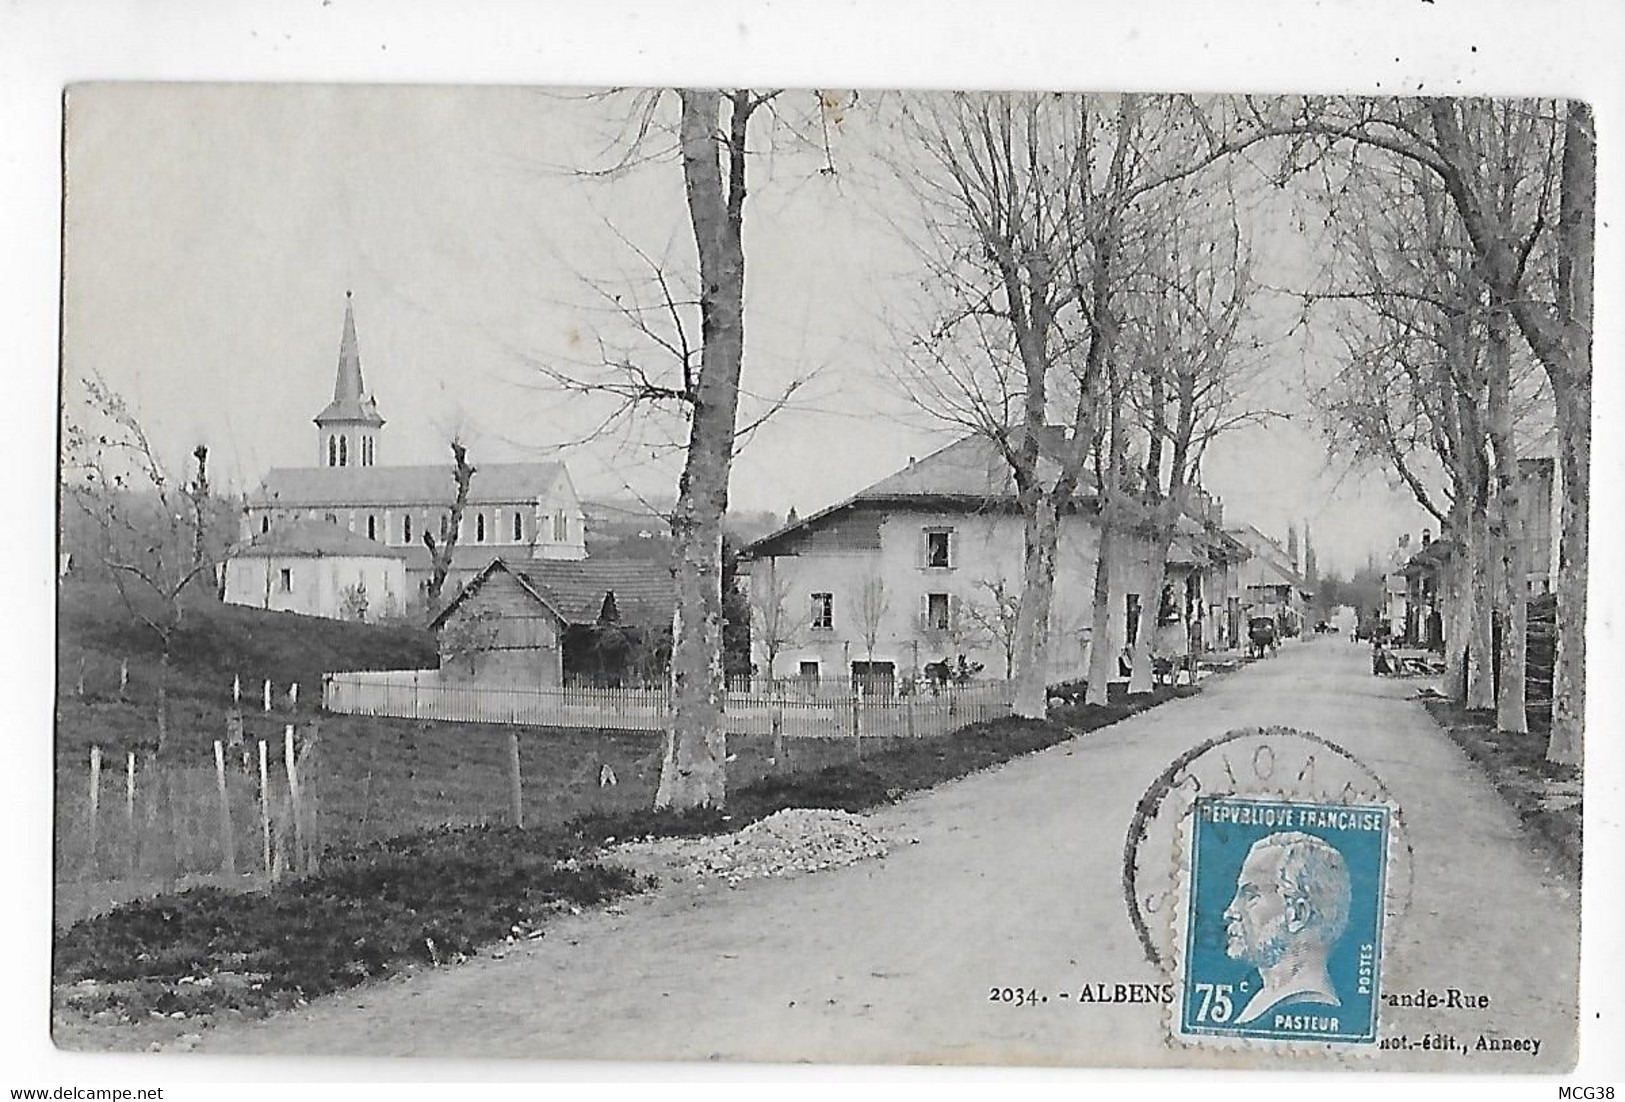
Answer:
191, 639, 1579, 1070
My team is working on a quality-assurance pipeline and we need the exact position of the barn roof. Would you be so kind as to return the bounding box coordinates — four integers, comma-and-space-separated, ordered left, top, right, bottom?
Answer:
430, 557, 675, 631
250, 461, 568, 508
229, 520, 407, 560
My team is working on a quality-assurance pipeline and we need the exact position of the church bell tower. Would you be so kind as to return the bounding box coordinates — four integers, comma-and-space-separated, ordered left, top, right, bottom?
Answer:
313, 291, 385, 468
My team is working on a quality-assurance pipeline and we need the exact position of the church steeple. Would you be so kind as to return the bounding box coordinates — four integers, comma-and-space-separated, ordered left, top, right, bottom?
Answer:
313, 292, 384, 467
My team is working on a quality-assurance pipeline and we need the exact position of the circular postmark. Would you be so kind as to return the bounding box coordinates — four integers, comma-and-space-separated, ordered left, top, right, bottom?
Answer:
1122, 725, 1416, 971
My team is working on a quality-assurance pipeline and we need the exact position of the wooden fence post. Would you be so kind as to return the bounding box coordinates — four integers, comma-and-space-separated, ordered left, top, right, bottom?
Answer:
283, 725, 302, 875
87, 746, 102, 876
299, 717, 322, 874
214, 740, 235, 875
258, 739, 272, 878
289, 682, 298, 712
263, 679, 272, 713
76, 657, 86, 699
125, 751, 137, 874
119, 658, 129, 697
507, 731, 524, 829
233, 673, 241, 707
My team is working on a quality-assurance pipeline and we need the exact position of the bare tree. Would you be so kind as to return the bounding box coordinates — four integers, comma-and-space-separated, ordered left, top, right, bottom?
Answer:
891, 92, 1145, 719
963, 577, 1021, 680
421, 439, 476, 615
62, 375, 224, 752
749, 559, 802, 685
1118, 192, 1263, 695
1250, 95, 1591, 764
850, 574, 890, 676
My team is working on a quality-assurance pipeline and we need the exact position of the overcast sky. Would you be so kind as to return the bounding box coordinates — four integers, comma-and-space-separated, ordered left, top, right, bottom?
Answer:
64, 83, 1441, 576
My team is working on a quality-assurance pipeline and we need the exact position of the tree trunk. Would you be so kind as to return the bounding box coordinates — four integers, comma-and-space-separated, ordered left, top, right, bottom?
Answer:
1486, 304, 1528, 735
1464, 508, 1495, 710
1545, 100, 1593, 768
1549, 374, 1588, 765
1439, 510, 1469, 703
1084, 512, 1120, 707
655, 90, 750, 809
1128, 530, 1171, 696
1010, 497, 1060, 719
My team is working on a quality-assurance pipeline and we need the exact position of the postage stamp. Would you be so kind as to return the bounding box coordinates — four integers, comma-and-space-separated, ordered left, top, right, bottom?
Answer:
1172, 795, 1391, 1046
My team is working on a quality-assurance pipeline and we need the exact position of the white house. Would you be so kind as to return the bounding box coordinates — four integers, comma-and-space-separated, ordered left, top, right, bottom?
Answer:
1227, 523, 1315, 636
222, 520, 408, 621
739, 432, 1244, 691
242, 295, 587, 600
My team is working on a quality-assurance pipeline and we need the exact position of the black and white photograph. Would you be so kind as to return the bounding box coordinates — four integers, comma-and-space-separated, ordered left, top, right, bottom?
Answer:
8, 0, 1624, 1093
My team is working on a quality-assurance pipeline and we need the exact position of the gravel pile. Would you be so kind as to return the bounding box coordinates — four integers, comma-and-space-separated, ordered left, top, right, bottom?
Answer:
620, 808, 890, 884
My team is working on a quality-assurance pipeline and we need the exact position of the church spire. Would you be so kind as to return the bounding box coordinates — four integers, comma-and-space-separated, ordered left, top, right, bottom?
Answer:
333, 290, 365, 403
314, 292, 384, 467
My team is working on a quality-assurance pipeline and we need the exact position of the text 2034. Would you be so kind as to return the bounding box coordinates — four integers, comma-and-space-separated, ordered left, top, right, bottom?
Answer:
988, 987, 1045, 1006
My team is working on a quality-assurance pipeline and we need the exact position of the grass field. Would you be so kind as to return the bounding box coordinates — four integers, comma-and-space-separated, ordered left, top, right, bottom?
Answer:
54, 579, 921, 915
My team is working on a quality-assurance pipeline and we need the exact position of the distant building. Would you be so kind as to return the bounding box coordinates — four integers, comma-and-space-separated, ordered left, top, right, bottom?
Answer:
429, 558, 676, 686
222, 520, 408, 621
1226, 523, 1314, 637
241, 295, 586, 601
739, 430, 1246, 690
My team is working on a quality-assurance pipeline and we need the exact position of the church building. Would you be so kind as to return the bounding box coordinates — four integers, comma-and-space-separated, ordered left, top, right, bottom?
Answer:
239, 294, 587, 614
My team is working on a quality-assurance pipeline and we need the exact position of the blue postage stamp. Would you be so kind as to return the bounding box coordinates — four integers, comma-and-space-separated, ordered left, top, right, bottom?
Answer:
1174, 795, 1391, 1045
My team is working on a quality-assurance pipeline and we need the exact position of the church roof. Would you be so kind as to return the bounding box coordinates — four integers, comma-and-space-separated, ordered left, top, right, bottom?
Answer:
229, 520, 407, 560
251, 461, 570, 508
314, 295, 385, 427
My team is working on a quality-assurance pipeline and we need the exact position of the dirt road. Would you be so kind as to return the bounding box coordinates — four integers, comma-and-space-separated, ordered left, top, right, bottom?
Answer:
192, 639, 1579, 1070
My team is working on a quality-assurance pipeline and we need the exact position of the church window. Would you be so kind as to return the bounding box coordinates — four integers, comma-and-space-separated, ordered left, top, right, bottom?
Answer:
554, 511, 568, 541
339, 436, 348, 467
261, 516, 270, 534
328, 436, 337, 466
367, 515, 376, 541
403, 514, 413, 543
476, 513, 486, 543
512, 510, 523, 542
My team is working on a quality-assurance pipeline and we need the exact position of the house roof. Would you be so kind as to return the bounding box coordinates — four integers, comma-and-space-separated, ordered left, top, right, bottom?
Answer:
313, 295, 385, 427
742, 431, 1106, 559
250, 461, 568, 508
431, 557, 676, 631
229, 520, 407, 560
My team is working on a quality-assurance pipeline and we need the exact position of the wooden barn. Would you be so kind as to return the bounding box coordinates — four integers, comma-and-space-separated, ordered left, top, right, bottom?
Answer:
429, 558, 675, 686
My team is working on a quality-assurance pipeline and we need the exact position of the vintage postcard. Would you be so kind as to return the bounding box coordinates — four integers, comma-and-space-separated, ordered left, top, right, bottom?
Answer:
47, 78, 1595, 1079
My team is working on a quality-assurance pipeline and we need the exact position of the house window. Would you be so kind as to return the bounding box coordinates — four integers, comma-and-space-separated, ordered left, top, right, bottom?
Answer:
811, 592, 834, 631
476, 513, 487, 543
279, 568, 292, 593
799, 660, 820, 681
513, 510, 523, 542
403, 514, 413, 543
925, 529, 952, 568
324, 513, 337, 524
367, 515, 376, 541
926, 592, 951, 633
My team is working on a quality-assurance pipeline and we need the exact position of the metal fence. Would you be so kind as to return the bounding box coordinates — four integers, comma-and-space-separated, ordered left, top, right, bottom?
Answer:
323, 669, 1013, 740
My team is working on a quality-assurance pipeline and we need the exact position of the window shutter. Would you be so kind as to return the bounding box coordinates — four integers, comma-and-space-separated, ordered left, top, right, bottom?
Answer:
919, 594, 930, 632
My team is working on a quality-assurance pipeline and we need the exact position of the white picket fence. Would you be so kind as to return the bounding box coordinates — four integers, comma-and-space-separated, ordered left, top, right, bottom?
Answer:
323, 670, 1013, 740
